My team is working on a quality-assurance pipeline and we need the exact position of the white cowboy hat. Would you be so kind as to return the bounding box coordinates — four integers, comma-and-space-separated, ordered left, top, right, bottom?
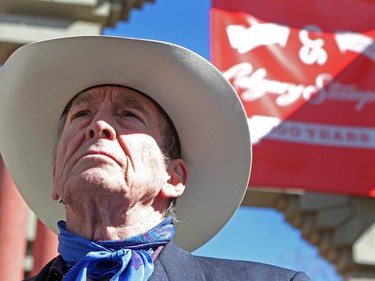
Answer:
0, 36, 251, 251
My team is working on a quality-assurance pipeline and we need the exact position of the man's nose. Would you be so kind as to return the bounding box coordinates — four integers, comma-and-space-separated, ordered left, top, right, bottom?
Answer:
86, 120, 116, 140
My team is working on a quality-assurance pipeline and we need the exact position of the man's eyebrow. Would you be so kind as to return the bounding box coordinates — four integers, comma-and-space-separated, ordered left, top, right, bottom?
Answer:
69, 88, 154, 119
71, 91, 97, 107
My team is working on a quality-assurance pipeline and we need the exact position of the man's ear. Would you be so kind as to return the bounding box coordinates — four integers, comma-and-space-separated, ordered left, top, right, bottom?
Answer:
160, 159, 189, 198
51, 165, 59, 201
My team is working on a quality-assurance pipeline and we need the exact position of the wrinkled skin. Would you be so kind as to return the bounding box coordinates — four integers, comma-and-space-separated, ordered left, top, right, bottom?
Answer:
52, 86, 188, 240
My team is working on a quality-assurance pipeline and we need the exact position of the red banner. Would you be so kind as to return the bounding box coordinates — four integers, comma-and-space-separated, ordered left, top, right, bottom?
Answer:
211, 0, 375, 196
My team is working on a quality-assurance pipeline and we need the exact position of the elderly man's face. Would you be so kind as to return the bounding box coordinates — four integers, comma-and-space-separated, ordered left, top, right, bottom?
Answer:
52, 86, 186, 212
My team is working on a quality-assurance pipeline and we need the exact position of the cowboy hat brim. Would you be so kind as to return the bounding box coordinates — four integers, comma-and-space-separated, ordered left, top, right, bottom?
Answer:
0, 36, 251, 251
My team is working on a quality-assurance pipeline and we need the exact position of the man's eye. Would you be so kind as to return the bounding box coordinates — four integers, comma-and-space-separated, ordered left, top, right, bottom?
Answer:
72, 110, 89, 120
122, 111, 140, 119
120, 111, 146, 124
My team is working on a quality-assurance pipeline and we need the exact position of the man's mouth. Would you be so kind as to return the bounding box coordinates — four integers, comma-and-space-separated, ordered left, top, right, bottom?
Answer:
80, 151, 122, 166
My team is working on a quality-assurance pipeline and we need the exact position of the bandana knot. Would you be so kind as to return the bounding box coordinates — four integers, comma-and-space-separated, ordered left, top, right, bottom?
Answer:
109, 249, 127, 261
57, 218, 175, 281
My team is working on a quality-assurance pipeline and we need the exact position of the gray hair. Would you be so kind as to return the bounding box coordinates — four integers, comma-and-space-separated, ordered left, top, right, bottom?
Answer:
52, 86, 182, 220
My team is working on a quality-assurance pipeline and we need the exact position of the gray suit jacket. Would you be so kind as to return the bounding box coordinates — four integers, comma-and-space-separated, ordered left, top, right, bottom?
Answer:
26, 241, 310, 280
150, 241, 310, 281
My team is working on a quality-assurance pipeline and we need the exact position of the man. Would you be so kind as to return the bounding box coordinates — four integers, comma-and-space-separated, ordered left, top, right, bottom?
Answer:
0, 36, 310, 280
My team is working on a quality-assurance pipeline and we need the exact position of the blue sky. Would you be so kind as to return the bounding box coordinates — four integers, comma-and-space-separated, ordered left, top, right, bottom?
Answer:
104, 1, 342, 280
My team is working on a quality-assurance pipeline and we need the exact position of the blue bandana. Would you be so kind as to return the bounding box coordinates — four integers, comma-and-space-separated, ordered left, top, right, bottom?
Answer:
57, 217, 175, 281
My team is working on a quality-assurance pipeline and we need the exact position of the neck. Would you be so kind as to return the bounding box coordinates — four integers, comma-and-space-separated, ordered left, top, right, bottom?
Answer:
64, 198, 167, 241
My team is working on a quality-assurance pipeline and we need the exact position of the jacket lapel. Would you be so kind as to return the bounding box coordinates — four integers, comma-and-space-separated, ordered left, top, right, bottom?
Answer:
24, 258, 57, 281
149, 241, 206, 281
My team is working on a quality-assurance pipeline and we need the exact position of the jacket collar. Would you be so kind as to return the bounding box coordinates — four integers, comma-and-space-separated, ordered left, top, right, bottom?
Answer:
150, 241, 206, 281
